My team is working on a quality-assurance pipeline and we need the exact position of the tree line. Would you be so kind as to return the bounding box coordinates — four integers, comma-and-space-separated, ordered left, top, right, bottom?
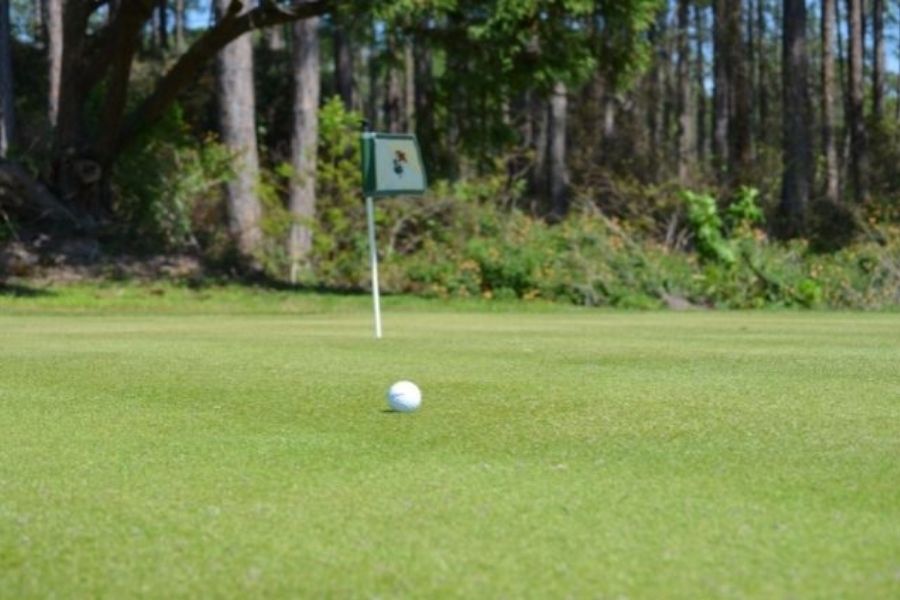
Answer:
0, 0, 897, 278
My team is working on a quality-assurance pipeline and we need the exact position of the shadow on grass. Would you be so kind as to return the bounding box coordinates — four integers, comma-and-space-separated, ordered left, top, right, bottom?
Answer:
185, 269, 373, 297
0, 282, 56, 298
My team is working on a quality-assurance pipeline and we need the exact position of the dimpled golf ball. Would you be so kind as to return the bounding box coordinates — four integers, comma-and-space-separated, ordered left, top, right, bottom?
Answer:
387, 380, 422, 413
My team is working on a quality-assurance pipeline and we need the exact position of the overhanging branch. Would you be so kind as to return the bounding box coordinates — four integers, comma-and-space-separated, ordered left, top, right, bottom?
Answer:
117, 0, 332, 152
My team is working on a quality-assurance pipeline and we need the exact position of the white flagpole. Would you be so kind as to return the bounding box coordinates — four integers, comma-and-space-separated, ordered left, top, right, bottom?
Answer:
365, 196, 382, 339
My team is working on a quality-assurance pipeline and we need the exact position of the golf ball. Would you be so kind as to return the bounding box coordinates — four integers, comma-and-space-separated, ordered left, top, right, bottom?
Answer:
387, 380, 422, 413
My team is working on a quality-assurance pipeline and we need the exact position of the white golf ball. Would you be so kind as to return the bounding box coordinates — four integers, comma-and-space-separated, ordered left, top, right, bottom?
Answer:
387, 380, 422, 413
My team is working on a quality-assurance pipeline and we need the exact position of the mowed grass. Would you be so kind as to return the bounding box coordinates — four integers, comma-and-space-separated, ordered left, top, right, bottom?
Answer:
0, 296, 898, 597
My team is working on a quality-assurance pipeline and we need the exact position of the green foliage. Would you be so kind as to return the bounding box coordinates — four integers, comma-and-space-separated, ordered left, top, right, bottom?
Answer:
725, 186, 765, 233
111, 106, 232, 252
309, 97, 367, 286
681, 190, 736, 265
302, 147, 898, 309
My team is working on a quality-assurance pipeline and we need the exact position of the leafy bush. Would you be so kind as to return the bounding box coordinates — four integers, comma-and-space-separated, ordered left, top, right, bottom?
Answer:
191, 98, 899, 311
112, 106, 232, 252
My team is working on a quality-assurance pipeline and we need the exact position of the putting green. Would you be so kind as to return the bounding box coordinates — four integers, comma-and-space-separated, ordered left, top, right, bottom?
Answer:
1, 306, 898, 597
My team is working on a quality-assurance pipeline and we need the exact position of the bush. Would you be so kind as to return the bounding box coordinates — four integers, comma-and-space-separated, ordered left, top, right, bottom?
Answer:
189, 98, 900, 311
111, 105, 232, 253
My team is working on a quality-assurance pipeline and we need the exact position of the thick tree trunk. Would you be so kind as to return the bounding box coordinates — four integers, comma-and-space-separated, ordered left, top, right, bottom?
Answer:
0, 0, 14, 157
779, 0, 811, 237
725, 0, 750, 183
871, 0, 884, 120
287, 16, 320, 282
46, 0, 62, 128
548, 82, 568, 219
215, 0, 262, 264
332, 20, 354, 111
845, 0, 868, 203
676, 0, 694, 183
821, 0, 839, 204
98, 3, 155, 168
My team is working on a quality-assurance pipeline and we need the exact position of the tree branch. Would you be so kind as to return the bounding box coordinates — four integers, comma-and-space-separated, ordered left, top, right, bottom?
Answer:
117, 0, 333, 152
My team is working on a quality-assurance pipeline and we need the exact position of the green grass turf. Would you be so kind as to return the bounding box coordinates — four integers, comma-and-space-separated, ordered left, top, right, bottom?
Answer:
0, 291, 898, 597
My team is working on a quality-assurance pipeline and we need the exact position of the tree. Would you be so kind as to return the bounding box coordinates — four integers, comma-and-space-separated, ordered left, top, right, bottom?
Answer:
216, 0, 262, 264
0, 0, 14, 157
694, 1, 707, 161
713, 0, 729, 175
724, 0, 750, 182
288, 16, 320, 282
821, 0, 839, 204
174, 0, 184, 51
676, 0, 694, 183
780, 0, 812, 236
548, 81, 568, 218
41, 0, 331, 218
45, 0, 61, 128
332, 13, 355, 111
871, 0, 885, 120
845, 0, 868, 203
157, 0, 169, 51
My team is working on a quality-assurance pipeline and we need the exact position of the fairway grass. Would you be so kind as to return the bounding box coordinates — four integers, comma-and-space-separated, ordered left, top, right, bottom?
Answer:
1, 303, 898, 597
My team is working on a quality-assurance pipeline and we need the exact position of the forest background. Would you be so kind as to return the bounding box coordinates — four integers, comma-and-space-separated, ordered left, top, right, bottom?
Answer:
0, 0, 897, 309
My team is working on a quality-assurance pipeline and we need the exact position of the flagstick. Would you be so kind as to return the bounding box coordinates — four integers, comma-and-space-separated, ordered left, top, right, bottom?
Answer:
365, 196, 382, 339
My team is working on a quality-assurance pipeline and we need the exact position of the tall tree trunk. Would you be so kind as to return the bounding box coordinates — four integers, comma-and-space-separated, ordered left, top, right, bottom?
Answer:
780, 0, 812, 237
32, 0, 43, 45
174, 0, 184, 51
896, 14, 900, 127
647, 8, 667, 172
725, 0, 750, 183
676, 0, 694, 183
157, 0, 168, 51
846, 0, 869, 203
215, 0, 262, 264
413, 30, 434, 169
0, 0, 13, 157
532, 97, 548, 198
366, 19, 379, 129
755, 0, 769, 148
56, 1, 88, 152
403, 39, 414, 132
383, 29, 402, 133
871, 0, 884, 120
694, 2, 707, 161
834, 0, 849, 182
46, 0, 62, 128
745, 0, 755, 159
287, 16, 320, 282
548, 82, 568, 218
821, 0, 839, 204
332, 20, 355, 111
713, 0, 729, 177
